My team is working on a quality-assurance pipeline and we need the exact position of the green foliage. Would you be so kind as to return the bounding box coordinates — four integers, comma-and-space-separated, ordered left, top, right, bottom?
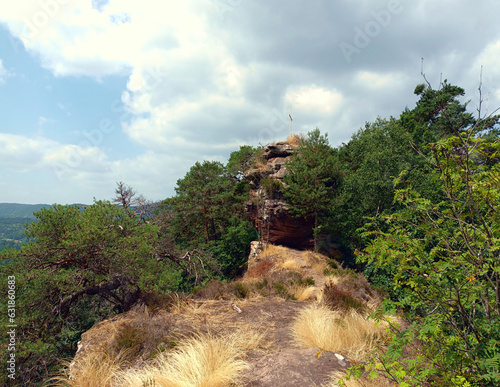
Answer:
335, 117, 440, 252
227, 145, 258, 180
400, 81, 475, 147
165, 160, 234, 246
159, 159, 256, 279
0, 201, 182, 386
261, 176, 282, 199
207, 216, 257, 276
283, 128, 340, 250
230, 282, 249, 298
358, 130, 500, 385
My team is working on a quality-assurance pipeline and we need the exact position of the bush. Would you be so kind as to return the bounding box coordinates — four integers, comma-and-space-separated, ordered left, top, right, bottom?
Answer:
322, 282, 366, 314
359, 133, 500, 385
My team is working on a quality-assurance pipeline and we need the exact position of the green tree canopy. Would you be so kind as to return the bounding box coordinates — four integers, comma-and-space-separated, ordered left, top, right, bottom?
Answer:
159, 159, 256, 276
283, 128, 340, 250
358, 132, 500, 386
400, 81, 475, 148
0, 201, 181, 385
353, 81, 500, 385
335, 117, 440, 252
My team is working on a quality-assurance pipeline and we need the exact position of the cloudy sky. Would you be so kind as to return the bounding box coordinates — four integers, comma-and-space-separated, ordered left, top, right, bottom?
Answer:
0, 0, 499, 204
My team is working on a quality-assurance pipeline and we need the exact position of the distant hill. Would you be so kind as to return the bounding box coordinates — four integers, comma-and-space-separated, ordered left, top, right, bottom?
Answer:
0, 203, 86, 250
0, 203, 51, 219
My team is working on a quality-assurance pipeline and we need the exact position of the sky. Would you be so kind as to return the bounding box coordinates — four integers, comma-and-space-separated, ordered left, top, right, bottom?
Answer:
0, 0, 500, 204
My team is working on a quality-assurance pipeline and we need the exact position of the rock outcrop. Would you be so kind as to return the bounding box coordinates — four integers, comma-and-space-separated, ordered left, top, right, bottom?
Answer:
244, 141, 314, 250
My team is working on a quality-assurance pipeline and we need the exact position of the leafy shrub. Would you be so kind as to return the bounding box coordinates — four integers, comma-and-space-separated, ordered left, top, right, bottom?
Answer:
255, 277, 268, 289
358, 132, 500, 385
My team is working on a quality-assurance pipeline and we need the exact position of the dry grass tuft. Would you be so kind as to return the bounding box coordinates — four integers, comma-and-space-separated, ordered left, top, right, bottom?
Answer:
116, 330, 265, 386
259, 244, 289, 258
291, 303, 387, 362
52, 350, 128, 387
288, 285, 317, 301
278, 258, 303, 271
287, 133, 304, 146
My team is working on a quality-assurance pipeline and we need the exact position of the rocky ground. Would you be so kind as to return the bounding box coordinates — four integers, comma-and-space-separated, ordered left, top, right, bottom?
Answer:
67, 245, 384, 386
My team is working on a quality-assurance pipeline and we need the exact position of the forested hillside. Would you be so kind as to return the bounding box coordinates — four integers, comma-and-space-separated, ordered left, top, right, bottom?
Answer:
0, 203, 50, 218
0, 204, 88, 251
0, 218, 29, 250
1, 80, 500, 386
0, 204, 49, 250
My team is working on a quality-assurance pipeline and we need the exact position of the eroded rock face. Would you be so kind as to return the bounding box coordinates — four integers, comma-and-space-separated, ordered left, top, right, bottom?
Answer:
244, 142, 314, 249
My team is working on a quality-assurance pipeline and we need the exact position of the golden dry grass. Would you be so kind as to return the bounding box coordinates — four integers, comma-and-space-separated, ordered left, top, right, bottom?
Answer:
51, 350, 128, 387
56, 298, 271, 387
291, 303, 387, 362
57, 329, 267, 387
244, 245, 340, 301
288, 285, 317, 301
287, 133, 304, 146
259, 244, 290, 259
59, 243, 388, 386
279, 258, 303, 271
116, 329, 266, 387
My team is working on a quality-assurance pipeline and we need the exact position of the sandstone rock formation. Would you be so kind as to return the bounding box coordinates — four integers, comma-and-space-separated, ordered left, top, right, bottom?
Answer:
244, 141, 314, 250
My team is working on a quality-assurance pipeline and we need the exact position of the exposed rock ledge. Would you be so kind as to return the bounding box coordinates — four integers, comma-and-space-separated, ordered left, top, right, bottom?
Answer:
242, 347, 349, 386
244, 141, 314, 249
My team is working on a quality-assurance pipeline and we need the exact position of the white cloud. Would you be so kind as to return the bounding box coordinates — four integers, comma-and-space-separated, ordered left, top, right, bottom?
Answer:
472, 40, 500, 102
1, 1, 500, 204
0, 133, 110, 177
0, 0, 256, 153
285, 86, 343, 115
357, 71, 391, 88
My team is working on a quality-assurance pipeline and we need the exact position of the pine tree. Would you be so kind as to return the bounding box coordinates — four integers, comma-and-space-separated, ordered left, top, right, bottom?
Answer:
283, 128, 340, 251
